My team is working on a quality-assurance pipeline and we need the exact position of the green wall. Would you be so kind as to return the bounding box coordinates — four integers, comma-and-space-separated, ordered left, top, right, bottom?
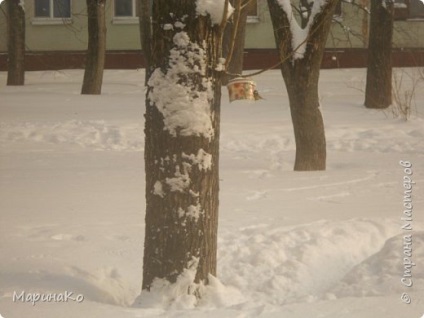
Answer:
0, 0, 424, 53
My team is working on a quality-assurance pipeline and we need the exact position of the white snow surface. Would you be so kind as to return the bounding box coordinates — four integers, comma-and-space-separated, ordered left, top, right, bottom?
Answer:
1, 68, 424, 317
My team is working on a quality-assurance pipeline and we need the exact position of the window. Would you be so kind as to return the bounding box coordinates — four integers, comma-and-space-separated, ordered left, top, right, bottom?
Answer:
334, 1, 342, 17
114, 0, 133, 17
394, 0, 424, 20
246, 0, 258, 23
246, 0, 257, 16
34, 0, 71, 19
113, 0, 138, 24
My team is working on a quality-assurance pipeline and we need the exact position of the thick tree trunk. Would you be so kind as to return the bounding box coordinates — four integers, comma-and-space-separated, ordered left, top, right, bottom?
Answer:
81, 0, 106, 95
267, 0, 339, 171
222, 0, 248, 85
142, 1, 222, 292
7, 0, 25, 86
365, 0, 394, 109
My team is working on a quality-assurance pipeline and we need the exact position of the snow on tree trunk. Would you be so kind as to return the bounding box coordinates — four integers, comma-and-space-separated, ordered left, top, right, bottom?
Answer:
7, 0, 25, 86
267, 0, 339, 171
81, 0, 106, 95
141, 0, 226, 295
365, 0, 394, 109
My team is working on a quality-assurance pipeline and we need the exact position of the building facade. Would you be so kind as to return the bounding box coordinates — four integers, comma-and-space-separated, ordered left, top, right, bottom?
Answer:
1, 0, 424, 70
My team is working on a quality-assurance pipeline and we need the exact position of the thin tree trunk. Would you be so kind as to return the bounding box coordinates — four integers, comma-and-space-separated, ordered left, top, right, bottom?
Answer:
361, 0, 369, 47
365, 0, 394, 109
7, 0, 25, 86
222, 0, 248, 85
286, 78, 326, 171
267, 0, 339, 171
81, 0, 106, 95
142, 1, 222, 292
138, 0, 152, 83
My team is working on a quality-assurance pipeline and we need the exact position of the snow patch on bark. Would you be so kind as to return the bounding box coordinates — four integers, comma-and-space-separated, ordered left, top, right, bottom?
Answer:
163, 24, 174, 30
215, 57, 226, 72
182, 149, 213, 171
147, 32, 214, 139
173, 32, 190, 47
165, 166, 191, 192
174, 21, 186, 29
178, 203, 203, 222
153, 181, 165, 197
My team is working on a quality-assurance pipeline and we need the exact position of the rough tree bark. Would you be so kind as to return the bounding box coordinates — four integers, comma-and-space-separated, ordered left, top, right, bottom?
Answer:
267, 0, 339, 171
364, 0, 394, 109
81, 0, 106, 95
222, 0, 249, 84
7, 0, 25, 86
141, 0, 225, 293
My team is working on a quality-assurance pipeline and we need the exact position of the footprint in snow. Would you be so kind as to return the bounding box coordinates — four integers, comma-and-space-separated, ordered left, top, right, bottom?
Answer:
246, 190, 268, 201
50, 234, 85, 241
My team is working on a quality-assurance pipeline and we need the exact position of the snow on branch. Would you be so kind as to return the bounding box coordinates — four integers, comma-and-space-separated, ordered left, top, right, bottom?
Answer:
276, 0, 331, 59
196, 0, 234, 25
0, 0, 25, 10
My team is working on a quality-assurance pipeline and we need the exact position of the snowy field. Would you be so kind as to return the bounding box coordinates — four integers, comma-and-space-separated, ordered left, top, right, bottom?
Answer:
0, 68, 423, 318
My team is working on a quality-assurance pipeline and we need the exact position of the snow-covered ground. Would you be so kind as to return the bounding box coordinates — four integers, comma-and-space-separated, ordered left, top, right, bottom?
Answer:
0, 68, 423, 318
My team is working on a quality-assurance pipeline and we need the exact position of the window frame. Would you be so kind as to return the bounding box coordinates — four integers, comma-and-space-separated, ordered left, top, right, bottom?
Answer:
246, 0, 259, 23
333, 1, 343, 21
112, 0, 139, 24
394, 0, 424, 21
32, 0, 72, 25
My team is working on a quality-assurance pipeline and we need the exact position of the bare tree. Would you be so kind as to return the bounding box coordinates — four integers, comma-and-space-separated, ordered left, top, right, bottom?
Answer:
365, 0, 394, 109
141, 0, 229, 294
6, 0, 25, 86
267, 0, 339, 171
81, 0, 106, 95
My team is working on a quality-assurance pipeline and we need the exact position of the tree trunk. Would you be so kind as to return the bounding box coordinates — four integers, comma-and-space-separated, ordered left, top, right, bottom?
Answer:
286, 77, 326, 171
81, 0, 106, 95
7, 0, 25, 86
142, 1, 223, 292
361, 0, 369, 47
364, 0, 394, 109
222, 0, 249, 85
138, 0, 152, 83
267, 0, 339, 171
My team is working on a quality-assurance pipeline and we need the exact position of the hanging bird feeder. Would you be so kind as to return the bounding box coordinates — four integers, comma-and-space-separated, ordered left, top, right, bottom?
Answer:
227, 77, 263, 102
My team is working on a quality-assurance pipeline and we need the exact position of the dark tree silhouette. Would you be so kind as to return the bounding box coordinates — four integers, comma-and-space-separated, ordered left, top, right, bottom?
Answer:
141, 0, 229, 295
365, 0, 394, 109
267, 0, 339, 171
81, 0, 106, 95
6, 0, 25, 86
